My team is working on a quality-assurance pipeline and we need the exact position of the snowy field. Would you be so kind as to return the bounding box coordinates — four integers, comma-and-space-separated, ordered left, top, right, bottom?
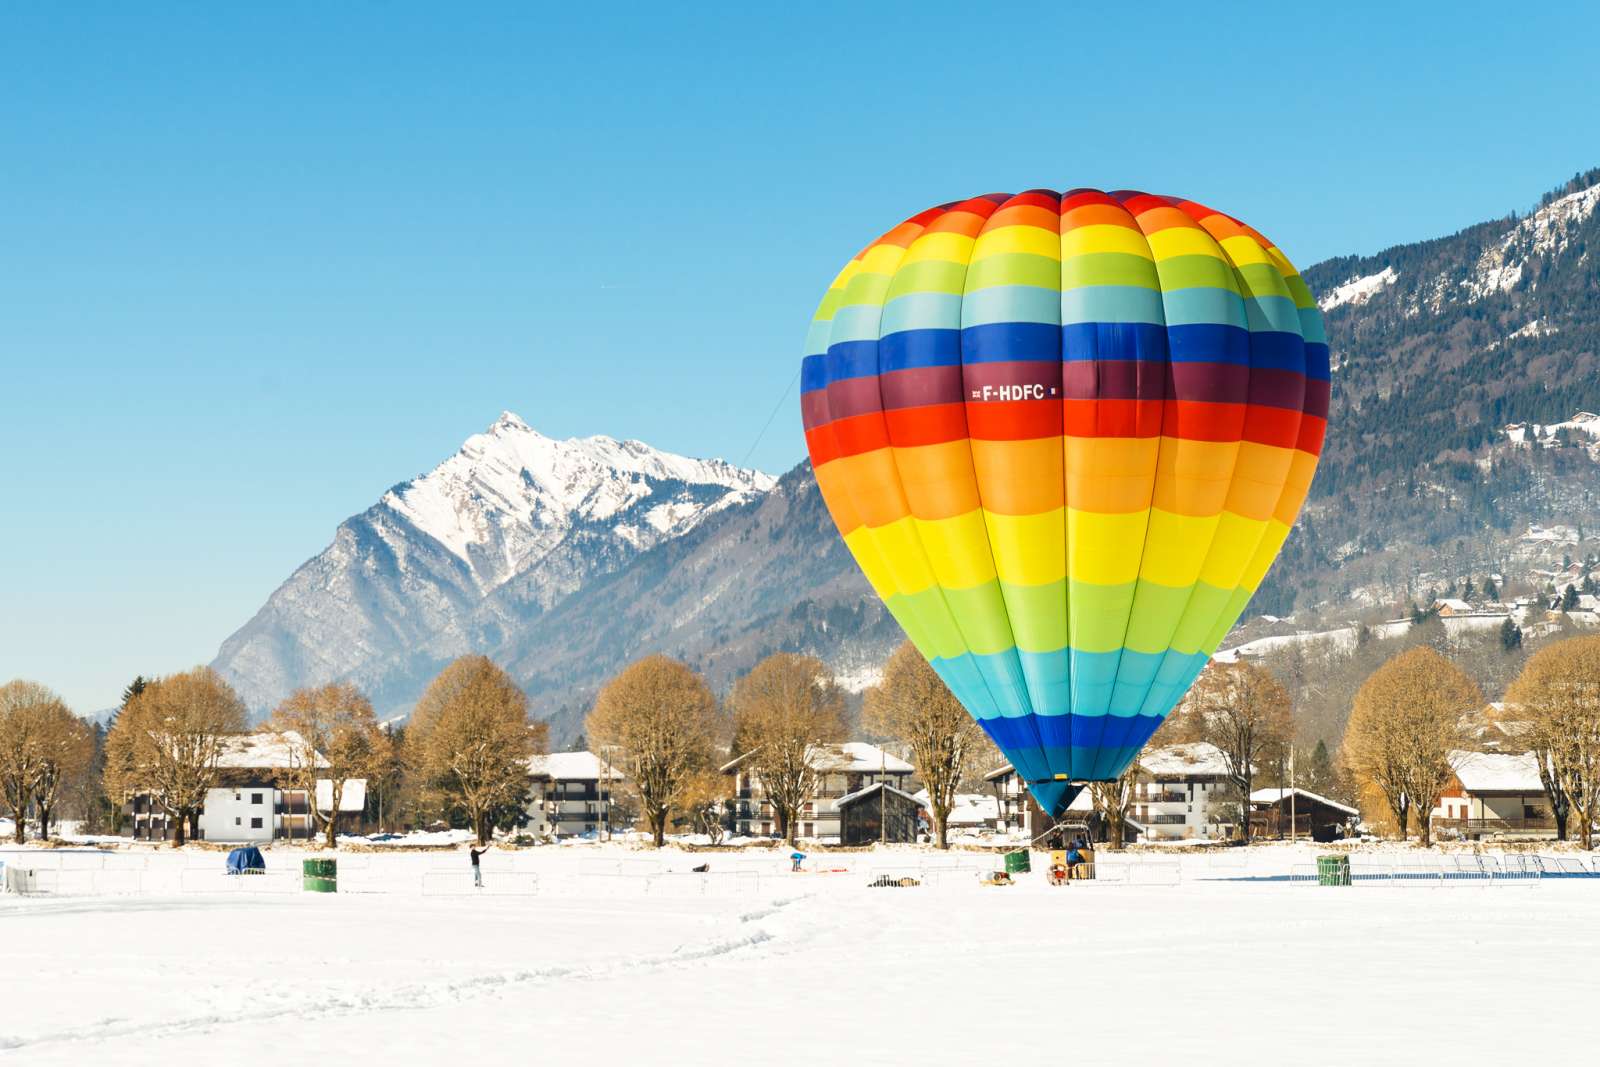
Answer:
3, 843, 1599, 1065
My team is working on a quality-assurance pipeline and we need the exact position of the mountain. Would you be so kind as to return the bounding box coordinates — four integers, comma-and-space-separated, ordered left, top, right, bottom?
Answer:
1258, 168, 1600, 617
216, 169, 1600, 743
212, 412, 774, 715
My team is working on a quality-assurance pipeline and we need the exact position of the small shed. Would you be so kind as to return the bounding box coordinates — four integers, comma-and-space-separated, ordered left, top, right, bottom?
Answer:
836, 783, 920, 845
1248, 788, 1359, 842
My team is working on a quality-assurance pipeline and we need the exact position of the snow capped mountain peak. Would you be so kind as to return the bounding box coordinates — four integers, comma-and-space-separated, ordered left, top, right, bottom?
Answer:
381, 412, 774, 591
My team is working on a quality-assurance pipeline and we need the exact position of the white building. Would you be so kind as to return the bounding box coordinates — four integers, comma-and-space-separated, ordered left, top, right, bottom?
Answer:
722, 742, 914, 843
132, 731, 367, 844
1133, 743, 1238, 841
1431, 750, 1554, 839
525, 751, 624, 839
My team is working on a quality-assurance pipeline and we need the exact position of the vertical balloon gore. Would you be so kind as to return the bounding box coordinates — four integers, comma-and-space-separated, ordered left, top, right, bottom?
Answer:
800, 189, 1328, 819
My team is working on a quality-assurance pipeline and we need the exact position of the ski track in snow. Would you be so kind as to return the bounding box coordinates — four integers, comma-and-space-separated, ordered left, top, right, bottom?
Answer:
2, 893, 806, 1053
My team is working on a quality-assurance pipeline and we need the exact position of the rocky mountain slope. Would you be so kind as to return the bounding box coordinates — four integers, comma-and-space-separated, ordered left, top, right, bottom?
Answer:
212, 413, 774, 714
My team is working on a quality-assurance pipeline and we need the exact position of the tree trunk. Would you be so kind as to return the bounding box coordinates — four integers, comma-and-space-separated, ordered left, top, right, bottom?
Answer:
473, 809, 487, 846
776, 808, 791, 845
171, 810, 187, 848
1555, 806, 1569, 841
324, 815, 338, 849
1238, 774, 1252, 844
652, 807, 666, 848
188, 810, 200, 842
933, 809, 948, 850
11, 811, 23, 844
38, 802, 51, 841
1419, 809, 1433, 848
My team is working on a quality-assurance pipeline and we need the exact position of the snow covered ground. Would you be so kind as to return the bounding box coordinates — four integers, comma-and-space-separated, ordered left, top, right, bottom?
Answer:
3, 842, 1598, 1064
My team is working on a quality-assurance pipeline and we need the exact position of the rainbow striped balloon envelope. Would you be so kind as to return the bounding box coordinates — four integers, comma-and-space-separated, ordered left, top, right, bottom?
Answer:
800, 189, 1328, 818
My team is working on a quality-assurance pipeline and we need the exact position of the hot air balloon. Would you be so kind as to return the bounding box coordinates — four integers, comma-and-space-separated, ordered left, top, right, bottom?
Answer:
800, 189, 1328, 822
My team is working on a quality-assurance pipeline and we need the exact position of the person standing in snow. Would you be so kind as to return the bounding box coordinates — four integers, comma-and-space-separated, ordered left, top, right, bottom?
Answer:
470, 844, 488, 888
790, 850, 805, 873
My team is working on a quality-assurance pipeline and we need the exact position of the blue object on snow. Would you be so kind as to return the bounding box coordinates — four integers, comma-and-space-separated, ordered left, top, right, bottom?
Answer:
226, 847, 266, 875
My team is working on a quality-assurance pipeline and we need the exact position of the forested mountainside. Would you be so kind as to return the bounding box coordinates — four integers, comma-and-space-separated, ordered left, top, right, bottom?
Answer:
1256, 169, 1600, 617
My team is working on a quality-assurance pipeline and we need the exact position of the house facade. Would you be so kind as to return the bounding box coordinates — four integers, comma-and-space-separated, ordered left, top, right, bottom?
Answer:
1133, 743, 1238, 841
722, 742, 914, 843
1431, 751, 1554, 839
128, 731, 367, 844
525, 751, 624, 839
1248, 787, 1358, 842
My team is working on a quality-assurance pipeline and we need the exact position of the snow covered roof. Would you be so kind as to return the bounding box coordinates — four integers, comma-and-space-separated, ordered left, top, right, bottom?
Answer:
527, 751, 623, 781
314, 778, 367, 813
216, 731, 325, 770
1140, 742, 1232, 778
1432, 598, 1473, 613
720, 742, 912, 775
1451, 751, 1544, 794
833, 782, 920, 809
983, 762, 1016, 782
1248, 787, 1359, 817
911, 791, 998, 825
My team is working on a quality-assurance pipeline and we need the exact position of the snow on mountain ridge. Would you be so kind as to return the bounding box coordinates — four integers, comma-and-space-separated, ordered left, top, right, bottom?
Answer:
1460, 183, 1600, 303
382, 411, 775, 590
1318, 266, 1397, 311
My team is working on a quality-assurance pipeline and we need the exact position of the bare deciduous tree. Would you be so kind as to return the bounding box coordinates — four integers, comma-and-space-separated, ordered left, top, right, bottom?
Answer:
1089, 766, 1138, 851
269, 683, 386, 848
587, 655, 719, 848
1343, 647, 1479, 847
1, 681, 76, 842
102, 668, 248, 847
32, 703, 94, 840
731, 654, 844, 847
1183, 661, 1291, 843
406, 656, 542, 845
1507, 635, 1600, 849
864, 642, 980, 849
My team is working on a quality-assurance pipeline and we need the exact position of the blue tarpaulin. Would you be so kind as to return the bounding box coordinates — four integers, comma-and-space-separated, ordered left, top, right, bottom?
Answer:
226, 847, 265, 875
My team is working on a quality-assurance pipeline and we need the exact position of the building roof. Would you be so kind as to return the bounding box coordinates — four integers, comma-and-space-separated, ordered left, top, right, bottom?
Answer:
983, 762, 1016, 782
720, 742, 912, 775
1248, 787, 1359, 817
910, 791, 999, 826
1139, 742, 1232, 778
526, 751, 623, 781
216, 731, 326, 770
833, 782, 921, 809
1451, 750, 1545, 793
1433, 598, 1473, 613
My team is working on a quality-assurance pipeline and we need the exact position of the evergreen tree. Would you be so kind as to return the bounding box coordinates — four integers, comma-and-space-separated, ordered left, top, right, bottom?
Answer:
1500, 618, 1523, 651
1562, 584, 1580, 612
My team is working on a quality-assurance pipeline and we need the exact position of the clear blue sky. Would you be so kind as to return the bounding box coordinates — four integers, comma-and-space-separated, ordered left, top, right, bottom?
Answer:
3, 2, 1596, 713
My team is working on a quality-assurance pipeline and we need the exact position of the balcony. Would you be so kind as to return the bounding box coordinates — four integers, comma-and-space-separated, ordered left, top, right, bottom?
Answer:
1144, 792, 1187, 804
1432, 816, 1558, 835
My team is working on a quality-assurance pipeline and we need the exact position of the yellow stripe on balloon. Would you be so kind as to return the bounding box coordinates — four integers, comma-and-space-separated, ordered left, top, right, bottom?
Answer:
857, 243, 907, 277
902, 231, 975, 265
1067, 508, 1149, 585
1060, 224, 1155, 260
1145, 226, 1228, 262
912, 511, 999, 589
1195, 511, 1270, 590
982, 509, 1067, 586
1218, 234, 1273, 269
1137, 510, 1222, 587
971, 224, 1061, 262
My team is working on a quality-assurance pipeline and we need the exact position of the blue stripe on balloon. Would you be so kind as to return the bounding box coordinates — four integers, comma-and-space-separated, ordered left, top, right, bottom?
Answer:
805, 324, 1314, 391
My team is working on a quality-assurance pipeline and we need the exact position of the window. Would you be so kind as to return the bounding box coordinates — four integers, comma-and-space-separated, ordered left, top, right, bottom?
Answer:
235, 817, 241, 826
250, 817, 263, 829
234, 792, 241, 802
251, 793, 263, 805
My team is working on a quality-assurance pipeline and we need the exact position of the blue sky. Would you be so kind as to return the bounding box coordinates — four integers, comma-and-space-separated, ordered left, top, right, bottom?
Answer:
3, 2, 1597, 712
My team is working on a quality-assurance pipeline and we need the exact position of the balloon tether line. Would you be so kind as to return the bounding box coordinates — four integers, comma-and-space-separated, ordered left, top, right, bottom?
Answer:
739, 368, 801, 470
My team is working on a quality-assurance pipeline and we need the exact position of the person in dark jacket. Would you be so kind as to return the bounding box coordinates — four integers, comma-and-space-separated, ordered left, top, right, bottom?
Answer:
470, 844, 488, 888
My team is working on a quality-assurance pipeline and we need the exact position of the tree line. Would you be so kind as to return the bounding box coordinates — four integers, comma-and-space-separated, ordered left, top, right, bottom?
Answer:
1, 656, 547, 848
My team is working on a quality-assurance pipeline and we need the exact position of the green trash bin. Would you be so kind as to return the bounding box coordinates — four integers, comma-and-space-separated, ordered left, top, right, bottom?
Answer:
303, 857, 338, 893
1004, 850, 1032, 875
1316, 854, 1350, 887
